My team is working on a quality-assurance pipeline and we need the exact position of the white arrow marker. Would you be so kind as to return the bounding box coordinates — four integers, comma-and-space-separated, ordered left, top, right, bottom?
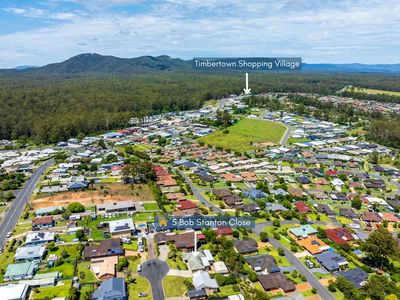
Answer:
243, 72, 251, 95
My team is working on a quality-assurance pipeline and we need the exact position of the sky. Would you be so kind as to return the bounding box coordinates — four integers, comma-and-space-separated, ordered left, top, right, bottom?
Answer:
0, 0, 399, 68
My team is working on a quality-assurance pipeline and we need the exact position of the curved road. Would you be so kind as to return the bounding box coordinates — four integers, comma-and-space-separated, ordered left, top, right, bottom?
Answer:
280, 124, 292, 146
178, 170, 223, 213
140, 259, 169, 300
0, 159, 54, 248
254, 222, 336, 300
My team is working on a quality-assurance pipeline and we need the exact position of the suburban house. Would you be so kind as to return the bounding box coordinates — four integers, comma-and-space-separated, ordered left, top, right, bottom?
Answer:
25, 232, 55, 246
213, 261, 228, 274
182, 250, 214, 271
84, 239, 123, 260
96, 201, 136, 215
4, 262, 37, 281
294, 202, 312, 214
15, 246, 46, 262
325, 228, 354, 245
32, 216, 55, 231
188, 288, 208, 300
289, 225, 318, 240
314, 203, 335, 216
233, 239, 258, 254
339, 208, 359, 219
108, 218, 135, 235
154, 231, 205, 252
258, 273, 296, 293
91, 256, 119, 280
192, 270, 219, 293
245, 255, 280, 274
0, 284, 29, 300
92, 277, 128, 300
315, 251, 348, 272
335, 268, 369, 289
297, 237, 329, 255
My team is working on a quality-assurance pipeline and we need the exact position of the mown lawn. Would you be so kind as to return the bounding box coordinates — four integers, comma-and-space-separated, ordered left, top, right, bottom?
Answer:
47, 244, 82, 260
143, 202, 160, 210
166, 253, 188, 270
76, 261, 98, 283
32, 279, 72, 299
163, 276, 187, 297
38, 262, 76, 278
199, 118, 286, 151
128, 276, 152, 300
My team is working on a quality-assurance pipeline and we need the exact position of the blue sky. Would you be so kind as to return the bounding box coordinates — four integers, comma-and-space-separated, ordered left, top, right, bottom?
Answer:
0, 0, 399, 68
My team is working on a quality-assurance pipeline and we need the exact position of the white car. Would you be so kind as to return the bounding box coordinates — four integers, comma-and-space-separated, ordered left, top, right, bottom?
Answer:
6, 232, 12, 238
137, 264, 142, 272
349, 223, 361, 229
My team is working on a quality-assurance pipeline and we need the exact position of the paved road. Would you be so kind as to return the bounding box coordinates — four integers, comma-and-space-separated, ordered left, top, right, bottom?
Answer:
178, 170, 223, 213
140, 259, 170, 300
280, 124, 292, 146
0, 159, 54, 248
269, 237, 334, 300
254, 224, 335, 300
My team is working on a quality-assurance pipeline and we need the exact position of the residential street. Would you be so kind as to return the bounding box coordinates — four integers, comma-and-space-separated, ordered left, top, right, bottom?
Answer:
0, 159, 54, 249
254, 224, 335, 300
269, 237, 335, 300
280, 124, 292, 146
178, 170, 223, 213
140, 259, 170, 300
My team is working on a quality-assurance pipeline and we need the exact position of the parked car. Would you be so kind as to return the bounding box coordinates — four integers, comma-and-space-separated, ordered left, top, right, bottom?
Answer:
137, 264, 142, 272
138, 293, 147, 297
6, 232, 12, 238
305, 260, 314, 268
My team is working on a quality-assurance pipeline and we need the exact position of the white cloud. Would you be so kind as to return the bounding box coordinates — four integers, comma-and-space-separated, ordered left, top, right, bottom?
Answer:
0, 0, 400, 67
4, 6, 77, 20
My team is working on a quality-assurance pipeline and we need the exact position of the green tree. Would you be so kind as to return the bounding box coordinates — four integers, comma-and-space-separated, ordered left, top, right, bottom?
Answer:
352, 196, 362, 210
362, 227, 399, 269
68, 287, 80, 300
67, 202, 85, 213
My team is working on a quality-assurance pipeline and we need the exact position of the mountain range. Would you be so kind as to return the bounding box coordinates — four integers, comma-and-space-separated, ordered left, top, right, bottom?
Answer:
1, 53, 400, 75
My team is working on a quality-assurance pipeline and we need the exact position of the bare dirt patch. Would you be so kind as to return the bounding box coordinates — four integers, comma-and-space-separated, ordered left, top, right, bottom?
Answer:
30, 183, 153, 209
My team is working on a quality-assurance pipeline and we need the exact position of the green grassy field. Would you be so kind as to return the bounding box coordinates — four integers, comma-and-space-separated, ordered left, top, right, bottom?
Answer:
162, 276, 187, 297
32, 280, 72, 299
199, 118, 286, 151
353, 87, 400, 96
128, 276, 152, 300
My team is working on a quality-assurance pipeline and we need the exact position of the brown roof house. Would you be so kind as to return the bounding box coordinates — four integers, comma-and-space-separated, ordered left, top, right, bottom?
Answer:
233, 238, 258, 254
258, 273, 296, 293
32, 216, 55, 231
84, 239, 123, 260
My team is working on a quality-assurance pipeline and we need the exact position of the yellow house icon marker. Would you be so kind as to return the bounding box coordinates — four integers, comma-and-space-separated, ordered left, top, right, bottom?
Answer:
159, 217, 168, 227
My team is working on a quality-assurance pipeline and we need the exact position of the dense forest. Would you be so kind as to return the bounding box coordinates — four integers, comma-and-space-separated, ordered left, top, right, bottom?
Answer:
1, 66, 400, 144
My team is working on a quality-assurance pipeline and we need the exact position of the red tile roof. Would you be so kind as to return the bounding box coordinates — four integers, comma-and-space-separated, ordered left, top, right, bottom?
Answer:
325, 228, 354, 245
295, 201, 311, 213
178, 200, 198, 210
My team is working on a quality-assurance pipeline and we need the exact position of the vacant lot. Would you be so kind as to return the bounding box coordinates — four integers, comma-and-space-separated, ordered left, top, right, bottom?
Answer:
199, 118, 286, 151
31, 183, 153, 209
353, 87, 400, 96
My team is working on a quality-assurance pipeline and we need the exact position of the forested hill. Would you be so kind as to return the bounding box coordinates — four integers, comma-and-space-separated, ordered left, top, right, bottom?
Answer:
1, 53, 400, 144
0, 53, 191, 75
1, 53, 400, 75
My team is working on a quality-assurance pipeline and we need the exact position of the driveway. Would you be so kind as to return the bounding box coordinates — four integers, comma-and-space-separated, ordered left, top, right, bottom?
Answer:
159, 245, 169, 261
167, 269, 192, 277
140, 259, 170, 300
